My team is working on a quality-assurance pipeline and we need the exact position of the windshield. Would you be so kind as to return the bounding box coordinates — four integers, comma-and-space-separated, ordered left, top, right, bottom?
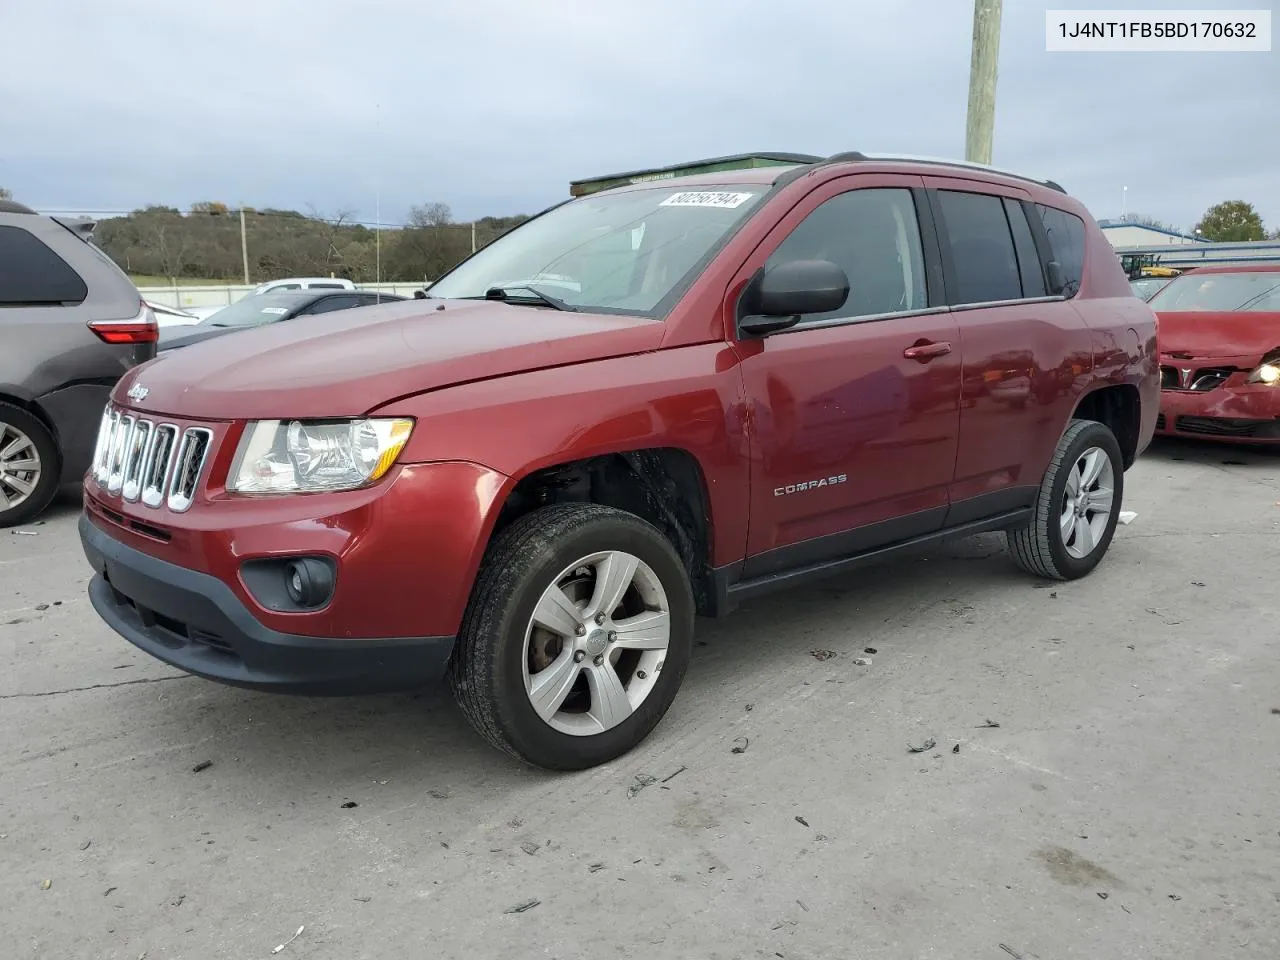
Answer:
1147, 271, 1280, 312
1129, 277, 1171, 301
198, 295, 298, 327
426, 184, 770, 316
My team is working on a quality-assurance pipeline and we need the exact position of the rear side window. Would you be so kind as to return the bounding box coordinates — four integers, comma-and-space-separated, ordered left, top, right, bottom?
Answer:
1032, 204, 1086, 297
936, 190, 1022, 305
0, 225, 89, 306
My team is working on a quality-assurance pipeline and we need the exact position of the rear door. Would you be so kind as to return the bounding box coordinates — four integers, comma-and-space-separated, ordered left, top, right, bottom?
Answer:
922, 177, 1091, 519
729, 174, 963, 578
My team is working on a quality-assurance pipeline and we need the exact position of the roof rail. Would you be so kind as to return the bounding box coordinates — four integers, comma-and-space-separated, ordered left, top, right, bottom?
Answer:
772, 151, 1067, 194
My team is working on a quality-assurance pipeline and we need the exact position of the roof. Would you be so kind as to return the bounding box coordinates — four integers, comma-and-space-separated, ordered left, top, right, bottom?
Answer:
569, 152, 821, 196
1097, 219, 1208, 242
1169, 262, 1280, 275
570, 151, 1070, 201
0, 199, 38, 215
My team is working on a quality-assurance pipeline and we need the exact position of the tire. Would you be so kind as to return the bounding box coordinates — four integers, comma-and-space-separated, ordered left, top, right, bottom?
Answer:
448, 502, 695, 771
0, 401, 61, 529
1005, 418, 1124, 581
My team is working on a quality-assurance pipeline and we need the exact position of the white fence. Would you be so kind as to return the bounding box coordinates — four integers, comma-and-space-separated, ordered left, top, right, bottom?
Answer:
137, 282, 429, 310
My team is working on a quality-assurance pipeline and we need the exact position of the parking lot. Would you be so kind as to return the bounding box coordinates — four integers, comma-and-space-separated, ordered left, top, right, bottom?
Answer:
1, 437, 1278, 960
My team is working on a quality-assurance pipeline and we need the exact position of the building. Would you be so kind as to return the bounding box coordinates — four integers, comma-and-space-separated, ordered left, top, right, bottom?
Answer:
1097, 218, 1208, 247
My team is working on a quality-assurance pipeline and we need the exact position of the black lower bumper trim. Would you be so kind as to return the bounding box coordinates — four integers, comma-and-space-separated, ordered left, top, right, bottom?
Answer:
79, 513, 455, 695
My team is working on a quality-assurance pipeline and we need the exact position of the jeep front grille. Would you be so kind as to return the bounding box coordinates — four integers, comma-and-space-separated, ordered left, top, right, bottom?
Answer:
92, 407, 213, 513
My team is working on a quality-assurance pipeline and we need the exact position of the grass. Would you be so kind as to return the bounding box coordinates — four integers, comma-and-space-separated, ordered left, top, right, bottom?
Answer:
129, 275, 240, 288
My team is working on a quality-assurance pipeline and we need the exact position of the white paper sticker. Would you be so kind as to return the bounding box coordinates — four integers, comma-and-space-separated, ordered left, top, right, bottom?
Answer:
260, 307, 289, 315
659, 191, 755, 209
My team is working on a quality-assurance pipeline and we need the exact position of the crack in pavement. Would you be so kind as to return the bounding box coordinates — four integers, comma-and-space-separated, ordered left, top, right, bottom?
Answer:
1, 674, 190, 699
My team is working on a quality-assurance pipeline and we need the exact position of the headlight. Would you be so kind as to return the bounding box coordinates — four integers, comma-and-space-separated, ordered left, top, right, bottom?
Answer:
228, 418, 414, 493
1247, 363, 1280, 385
1246, 350, 1280, 385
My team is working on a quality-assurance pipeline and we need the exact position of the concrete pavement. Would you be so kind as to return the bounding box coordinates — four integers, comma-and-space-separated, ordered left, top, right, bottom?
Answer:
2, 437, 1278, 960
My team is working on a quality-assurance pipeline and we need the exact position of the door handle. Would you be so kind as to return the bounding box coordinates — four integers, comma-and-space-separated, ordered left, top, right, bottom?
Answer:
903, 340, 952, 363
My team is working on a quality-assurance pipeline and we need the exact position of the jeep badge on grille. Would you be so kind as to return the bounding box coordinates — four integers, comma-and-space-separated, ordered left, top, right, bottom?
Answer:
127, 382, 149, 403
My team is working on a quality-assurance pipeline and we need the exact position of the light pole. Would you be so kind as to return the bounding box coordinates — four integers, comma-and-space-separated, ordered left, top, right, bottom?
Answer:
965, 0, 1003, 165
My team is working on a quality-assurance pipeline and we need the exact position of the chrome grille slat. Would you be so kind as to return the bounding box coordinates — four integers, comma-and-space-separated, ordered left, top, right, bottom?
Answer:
92, 409, 116, 482
166, 428, 213, 513
141, 425, 178, 508
90, 404, 215, 512
105, 415, 135, 494
121, 420, 153, 501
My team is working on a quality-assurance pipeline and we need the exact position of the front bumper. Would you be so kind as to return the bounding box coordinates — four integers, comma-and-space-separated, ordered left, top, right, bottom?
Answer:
1156, 383, 1280, 444
80, 513, 455, 695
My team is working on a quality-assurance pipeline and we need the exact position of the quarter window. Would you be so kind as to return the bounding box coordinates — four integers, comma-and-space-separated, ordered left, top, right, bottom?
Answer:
0, 225, 89, 306
1032, 204, 1086, 298
764, 188, 928, 323
936, 190, 1022, 305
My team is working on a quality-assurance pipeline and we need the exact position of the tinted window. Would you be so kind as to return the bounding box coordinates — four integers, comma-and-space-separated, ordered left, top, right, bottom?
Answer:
1003, 198, 1046, 298
0, 225, 89, 306
1033, 204, 1086, 297
307, 283, 346, 289
303, 295, 361, 314
765, 188, 928, 322
937, 190, 1021, 305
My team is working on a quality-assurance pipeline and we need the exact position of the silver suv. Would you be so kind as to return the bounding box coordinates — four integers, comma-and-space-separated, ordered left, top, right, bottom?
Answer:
0, 199, 157, 526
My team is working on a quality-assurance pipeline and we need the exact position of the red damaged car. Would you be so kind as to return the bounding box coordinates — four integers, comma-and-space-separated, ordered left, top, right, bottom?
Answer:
1152, 264, 1280, 444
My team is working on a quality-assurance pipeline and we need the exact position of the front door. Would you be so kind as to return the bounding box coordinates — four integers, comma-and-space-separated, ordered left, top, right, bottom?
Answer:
729, 174, 963, 579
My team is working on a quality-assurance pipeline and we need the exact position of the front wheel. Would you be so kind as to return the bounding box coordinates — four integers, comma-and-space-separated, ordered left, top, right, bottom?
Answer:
1006, 418, 1125, 581
449, 502, 694, 770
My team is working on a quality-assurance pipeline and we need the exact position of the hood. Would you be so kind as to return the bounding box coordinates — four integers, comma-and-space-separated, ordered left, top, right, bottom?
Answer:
115, 298, 664, 420
1156, 310, 1280, 362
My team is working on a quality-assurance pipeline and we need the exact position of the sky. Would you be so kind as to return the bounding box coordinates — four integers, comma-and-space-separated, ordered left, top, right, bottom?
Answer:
1, 0, 1276, 232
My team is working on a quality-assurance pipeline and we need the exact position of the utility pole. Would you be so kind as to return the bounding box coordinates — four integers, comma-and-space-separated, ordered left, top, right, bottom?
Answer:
964, 0, 1003, 165
470, 221, 477, 254
239, 206, 250, 284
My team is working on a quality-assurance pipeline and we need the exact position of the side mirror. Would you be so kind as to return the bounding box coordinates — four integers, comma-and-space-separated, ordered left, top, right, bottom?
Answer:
738, 259, 850, 337
1045, 260, 1066, 295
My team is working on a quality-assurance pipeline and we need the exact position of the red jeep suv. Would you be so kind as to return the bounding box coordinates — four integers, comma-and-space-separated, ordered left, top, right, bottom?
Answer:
78, 152, 1159, 770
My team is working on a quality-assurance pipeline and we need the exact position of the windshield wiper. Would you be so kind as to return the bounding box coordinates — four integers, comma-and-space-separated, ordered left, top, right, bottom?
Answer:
483, 285, 576, 312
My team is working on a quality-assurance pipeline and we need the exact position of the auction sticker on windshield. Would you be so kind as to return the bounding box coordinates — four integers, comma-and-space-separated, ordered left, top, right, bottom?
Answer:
659, 191, 756, 209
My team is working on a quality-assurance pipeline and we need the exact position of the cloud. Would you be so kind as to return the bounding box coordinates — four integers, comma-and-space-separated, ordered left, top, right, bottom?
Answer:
0, 0, 1274, 231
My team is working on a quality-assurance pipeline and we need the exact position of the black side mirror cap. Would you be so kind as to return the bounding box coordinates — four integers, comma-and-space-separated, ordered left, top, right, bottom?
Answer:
1046, 260, 1067, 295
738, 259, 850, 337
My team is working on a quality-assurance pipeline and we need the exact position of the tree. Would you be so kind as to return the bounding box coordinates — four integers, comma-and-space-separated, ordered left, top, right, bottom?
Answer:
190, 201, 230, 216
1194, 201, 1265, 242
0, 187, 11, 201
1125, 213, 1178, 233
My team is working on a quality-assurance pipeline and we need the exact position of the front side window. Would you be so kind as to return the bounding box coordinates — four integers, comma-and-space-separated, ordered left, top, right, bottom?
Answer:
0, 225, 89, 306
937, 190, 1022, 305
1147, 271, 1280, 312
426, 184, 770, 317
764, 187, 928, 324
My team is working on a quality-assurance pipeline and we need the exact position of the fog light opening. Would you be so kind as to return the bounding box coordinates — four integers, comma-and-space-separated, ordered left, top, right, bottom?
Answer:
284, 558, 334, 609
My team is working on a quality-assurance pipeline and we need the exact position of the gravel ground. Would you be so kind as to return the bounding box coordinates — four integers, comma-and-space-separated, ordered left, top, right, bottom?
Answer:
2, 437, 1279, 960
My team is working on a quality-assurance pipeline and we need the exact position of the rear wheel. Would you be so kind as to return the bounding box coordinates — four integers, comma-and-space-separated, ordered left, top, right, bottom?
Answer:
0, 402, 60, 528
1006, 418, 1124, 581
449, 502, 694, 770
